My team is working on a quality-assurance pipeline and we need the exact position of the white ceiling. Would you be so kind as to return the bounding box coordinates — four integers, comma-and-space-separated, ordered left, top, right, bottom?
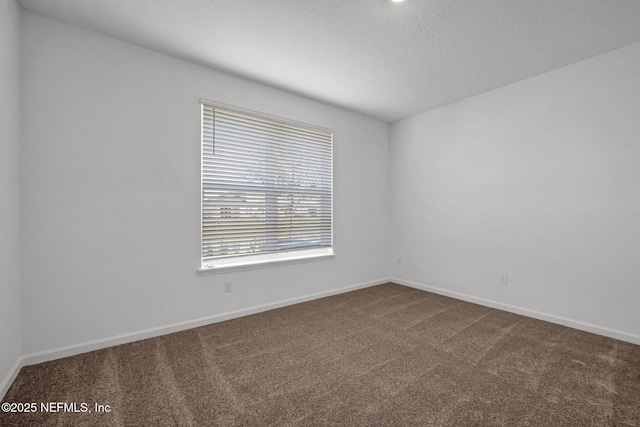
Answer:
18, 0, 640, 122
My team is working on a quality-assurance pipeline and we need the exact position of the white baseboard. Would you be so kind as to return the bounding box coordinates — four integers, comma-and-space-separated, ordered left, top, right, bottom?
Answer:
17, 278, 388, 370
392, 277, 640, 345
0, 357, 23, 401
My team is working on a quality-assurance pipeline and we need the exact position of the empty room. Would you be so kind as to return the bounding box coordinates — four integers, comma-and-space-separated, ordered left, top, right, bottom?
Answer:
1, 0, 639, 425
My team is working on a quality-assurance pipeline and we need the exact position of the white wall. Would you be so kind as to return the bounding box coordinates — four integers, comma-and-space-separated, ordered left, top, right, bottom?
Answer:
0, 0, 22, 391
390, 42, 640, 341
20, 12, 389, 354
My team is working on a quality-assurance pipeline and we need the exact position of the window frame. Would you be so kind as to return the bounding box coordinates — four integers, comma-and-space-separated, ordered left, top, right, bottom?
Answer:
198, 100, 335, 274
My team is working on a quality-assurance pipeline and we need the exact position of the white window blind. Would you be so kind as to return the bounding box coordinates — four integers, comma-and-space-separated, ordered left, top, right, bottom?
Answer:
201, 103, 333, 269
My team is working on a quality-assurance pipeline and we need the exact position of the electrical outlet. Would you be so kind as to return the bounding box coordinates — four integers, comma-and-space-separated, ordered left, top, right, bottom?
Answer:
499, 274, 508, 285
397, 257, 403, 266
224, 280, 232, 293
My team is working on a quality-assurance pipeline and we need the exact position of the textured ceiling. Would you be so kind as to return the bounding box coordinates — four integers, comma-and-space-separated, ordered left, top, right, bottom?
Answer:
18, 0, 640, 122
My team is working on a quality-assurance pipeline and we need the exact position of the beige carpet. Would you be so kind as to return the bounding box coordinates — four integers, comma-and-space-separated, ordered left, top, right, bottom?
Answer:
2, 283, 639, 426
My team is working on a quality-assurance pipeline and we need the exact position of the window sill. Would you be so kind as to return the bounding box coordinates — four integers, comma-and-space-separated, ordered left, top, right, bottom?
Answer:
197, 250, 335, 275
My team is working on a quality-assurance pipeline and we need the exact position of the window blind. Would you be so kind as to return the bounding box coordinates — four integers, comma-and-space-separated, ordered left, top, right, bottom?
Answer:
201, 104, 333, 265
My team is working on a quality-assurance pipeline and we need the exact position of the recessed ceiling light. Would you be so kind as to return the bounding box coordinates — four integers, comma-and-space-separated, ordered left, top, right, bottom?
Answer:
391, 0, 405, 2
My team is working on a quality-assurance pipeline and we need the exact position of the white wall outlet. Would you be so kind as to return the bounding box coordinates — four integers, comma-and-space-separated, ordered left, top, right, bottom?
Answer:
499, 274, 508, 284
224, 280, 232, 293
397, 257, 403, 266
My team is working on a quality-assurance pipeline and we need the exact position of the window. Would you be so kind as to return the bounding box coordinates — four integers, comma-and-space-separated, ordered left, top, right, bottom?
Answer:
200, 102, 334, 271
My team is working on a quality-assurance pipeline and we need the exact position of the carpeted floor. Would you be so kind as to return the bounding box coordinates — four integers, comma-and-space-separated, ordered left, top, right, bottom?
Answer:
2, 283, 639, 426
